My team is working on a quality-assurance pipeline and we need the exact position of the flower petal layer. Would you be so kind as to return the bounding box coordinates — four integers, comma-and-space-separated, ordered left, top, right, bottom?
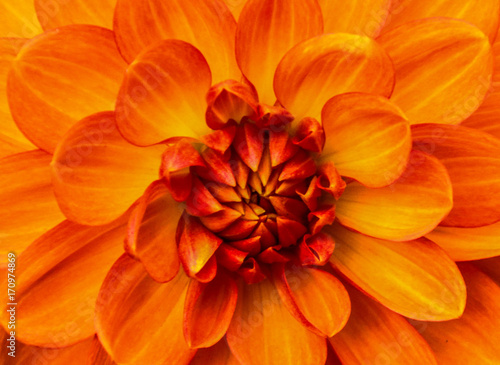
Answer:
274, 34, 394, 121
4, 215, 127, 347
335, 150, 453, 241
236, 0, 324, 104
0, 38, 34, 159
0, 150, 64, 264
318, 0, 391, 37
88, 336, 117, 365
114, 0, 238, 83
378, 18, 493, 125
115, 40, 211, 146
329, 224, 466, 321
426, 222, 500, 261
321, 93, 411, 187
35, 0, 116, 30
412, 264, 500, 364
384, 0, 500, 42
0, 1, 42, 38
227, 278, 327, 365
52, 112, 164, 225
95, 255, 196, 364
329, 285, 437, 365
190, 339, 240, 365
412, 123, 500, 227
8, 25, 127, 152
272, 264, 351, 337
126, 181, 183, 282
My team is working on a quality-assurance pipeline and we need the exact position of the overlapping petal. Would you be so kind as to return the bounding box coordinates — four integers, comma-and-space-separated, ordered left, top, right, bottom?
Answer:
274, 34, 395, 121
236, 0, 324, 104
88, 336, 117, 365
52, 112, 165, 225
115, 40, 211, 146
190, 339, 240, 365
0, 1, 42, 38
321, 93, 411, 187
95, 255, 196, 364
8, 25, 127, 152
114, 0, 239, 83
329, 224, 466, 321
378, 18, 493, 125
335, 150, 453, 241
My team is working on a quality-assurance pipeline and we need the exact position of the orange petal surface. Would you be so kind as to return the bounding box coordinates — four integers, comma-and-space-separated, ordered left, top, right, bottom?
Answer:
378, 18, 493, 125
52, 112, 164, 225
0, 1, 42, 38
412, 123, 500, 227
8, 25, 127, 152
236, 0, 323, 104
115, 40, 211, 146
329, 224, 466, 321
95, 255, 196, 364
190, 339, 240, 365
114, 0, 239, 83
88, 336, 117, 365
335, 150, 453, 241
321, 93, 411, 187
274, 34, 394, 121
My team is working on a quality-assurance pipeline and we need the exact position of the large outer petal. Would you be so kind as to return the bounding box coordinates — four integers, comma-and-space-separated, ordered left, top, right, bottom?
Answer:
329, 285, 437, 365
0, 1, 42, 38
1, 216, 128, 347
52, 112, 165, 225
274, 34, 394, 121
35, 0, 116, 30
8, 25, 127, 153
227, 278, 327, 365
95, 254, 196, 364
384, 0, 500, 42
335, 150, 453, 241
378, 18, 493, 125
115, 40, 211, 146
0, 150, 64, 264
114, 0, 238, 83
236, 0, 324, 104
411, 264, 500, 364
0, 38, 35, 159
321, 93, 411, 187
412, 123, 500, 227
328, 224, 466, 321
426, 223, 500, 261
318, 0, 392, 37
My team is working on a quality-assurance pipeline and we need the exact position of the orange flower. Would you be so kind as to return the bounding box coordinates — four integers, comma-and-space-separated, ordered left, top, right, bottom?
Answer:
1, 0, 500, 364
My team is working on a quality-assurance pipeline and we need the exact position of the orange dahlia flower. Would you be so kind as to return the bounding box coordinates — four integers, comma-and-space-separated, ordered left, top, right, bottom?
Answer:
1, 0, 500, 364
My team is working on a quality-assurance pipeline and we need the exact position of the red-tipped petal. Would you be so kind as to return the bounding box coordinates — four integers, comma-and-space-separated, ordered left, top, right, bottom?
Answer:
316, 163, 346, 199
279, 150, 317, 181
292, 117, 325, 153
233, 121, 264, 172
297, 233, 335, 266
185, 177, 224, 217
277, 217, 308, 247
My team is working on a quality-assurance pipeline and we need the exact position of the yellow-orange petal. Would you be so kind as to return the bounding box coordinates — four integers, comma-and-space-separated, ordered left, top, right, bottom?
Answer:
272, 264, 351, 337
115, 40, 211, 146
125, 181, 182, 282
0, 1, 42, 38
411, 264, 500, 364
236, 0, 323, 104
114, 0, 239, 83
35, 0, 116, 31
96, 255, 196, 364
88, 336, 117, 365
52, 112, 164, 225
426, 223, 500, 261
190, 339, 240, 365
321, 93, 411, 187
223, 0, 245, 20
0, 150, 64, 264
318, 0, 391, 37
8, 25, 127, 153
227, 278, 327, 365
335, 150, 453, 241
412, 123, 500, 227
329, 285, 437, 365
1, 215, 128, 347
378, 18, 493, 125
184, 272, 238, 348
0, 330, 93, 364
0, 38, 35, 159
274, 34, 394, 122
384, 0, 500, 43
328, 224, 466, 321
